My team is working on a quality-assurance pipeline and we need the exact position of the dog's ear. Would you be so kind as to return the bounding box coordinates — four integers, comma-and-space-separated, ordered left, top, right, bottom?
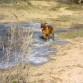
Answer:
41, 23, 43, 26
41, 23, 47, 25
44, 23, 47, 25
41, 23, 45, 28
41, 23, 44, 28
41, 23, 47, 29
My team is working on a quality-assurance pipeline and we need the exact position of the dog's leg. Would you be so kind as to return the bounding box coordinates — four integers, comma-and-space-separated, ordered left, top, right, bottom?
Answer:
47, 34, 50, 41
44, 34, 49, 42
46, 34, 50, 42
43, 34, 47, 42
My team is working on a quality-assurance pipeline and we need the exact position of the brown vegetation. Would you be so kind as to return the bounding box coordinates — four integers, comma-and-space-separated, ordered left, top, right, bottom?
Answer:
0, 0, 83, 83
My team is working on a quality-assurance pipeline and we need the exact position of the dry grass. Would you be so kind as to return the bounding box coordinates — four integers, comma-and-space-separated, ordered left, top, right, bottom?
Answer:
0, 25, 33, 83
59, 29, 83, 39
0, 1, 83, 83
0, 1, 83, 28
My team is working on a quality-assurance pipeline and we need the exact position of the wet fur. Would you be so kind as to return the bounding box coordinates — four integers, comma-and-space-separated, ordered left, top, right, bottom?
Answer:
41, 23, 54, 42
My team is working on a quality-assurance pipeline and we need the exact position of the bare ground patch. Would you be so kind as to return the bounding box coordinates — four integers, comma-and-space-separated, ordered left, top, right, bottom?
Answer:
0, 38, 83, 83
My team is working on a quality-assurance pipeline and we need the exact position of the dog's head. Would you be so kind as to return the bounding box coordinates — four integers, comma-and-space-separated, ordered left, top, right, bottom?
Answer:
41, 23, 47, 30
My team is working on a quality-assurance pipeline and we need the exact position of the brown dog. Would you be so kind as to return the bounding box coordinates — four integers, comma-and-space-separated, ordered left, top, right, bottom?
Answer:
41, 23, 54, 42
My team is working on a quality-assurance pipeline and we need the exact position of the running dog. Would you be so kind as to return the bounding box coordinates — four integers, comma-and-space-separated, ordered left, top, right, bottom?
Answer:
41, 23, 54, 42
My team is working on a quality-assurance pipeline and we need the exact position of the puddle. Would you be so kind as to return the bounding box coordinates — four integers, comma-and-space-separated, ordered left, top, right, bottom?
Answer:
0, 22, 69, 69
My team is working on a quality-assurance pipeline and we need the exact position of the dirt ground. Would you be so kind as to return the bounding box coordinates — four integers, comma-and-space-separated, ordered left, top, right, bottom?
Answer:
27, 38, 83, 83
0, 38, 83, 83
0, 1, 83, 28
0, 1, 83, 83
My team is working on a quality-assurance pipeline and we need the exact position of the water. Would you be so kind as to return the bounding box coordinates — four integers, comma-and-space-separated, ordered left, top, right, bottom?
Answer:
0, 22, 69, 69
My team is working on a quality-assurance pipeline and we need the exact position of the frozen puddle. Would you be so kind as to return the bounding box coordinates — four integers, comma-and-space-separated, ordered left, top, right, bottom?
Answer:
0, 22, 69, 69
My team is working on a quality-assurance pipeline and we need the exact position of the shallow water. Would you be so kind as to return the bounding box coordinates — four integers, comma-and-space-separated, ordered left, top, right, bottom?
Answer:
0, 22, 69, 69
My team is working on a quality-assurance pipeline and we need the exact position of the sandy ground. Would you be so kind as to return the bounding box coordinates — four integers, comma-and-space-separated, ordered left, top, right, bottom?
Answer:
27, 38, 83, 83
0, 1, 83, 28
0, 38, 83, 83
0, 1, 83, 83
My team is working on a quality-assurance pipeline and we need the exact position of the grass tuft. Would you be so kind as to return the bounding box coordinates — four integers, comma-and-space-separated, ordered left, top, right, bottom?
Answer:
59, 29, 83, 39
12, 80, 17, 83
66, 5, 83, 11
56, 15, 71, 22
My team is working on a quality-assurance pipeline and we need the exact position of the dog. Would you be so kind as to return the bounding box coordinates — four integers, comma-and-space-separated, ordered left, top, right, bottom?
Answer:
41, 23, 54, 42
